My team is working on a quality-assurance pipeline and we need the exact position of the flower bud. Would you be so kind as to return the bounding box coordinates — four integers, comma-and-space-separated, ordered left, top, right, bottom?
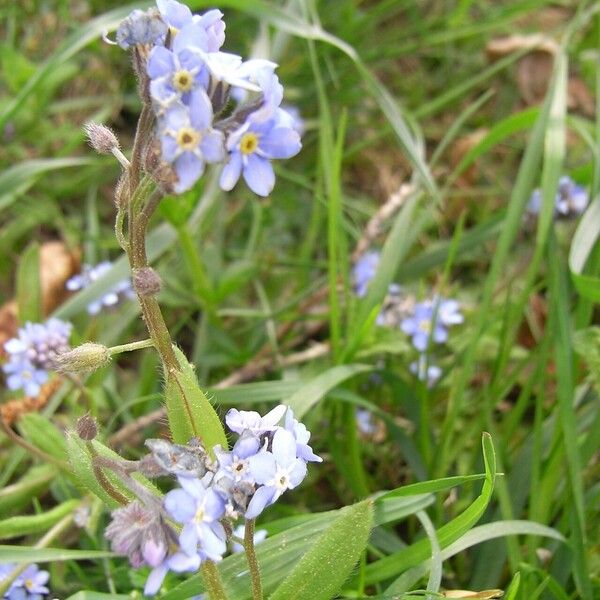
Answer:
77, 414, 98, 441
133, 267, 162, 297
54, 343, 110, 374
84, 122, 120, 155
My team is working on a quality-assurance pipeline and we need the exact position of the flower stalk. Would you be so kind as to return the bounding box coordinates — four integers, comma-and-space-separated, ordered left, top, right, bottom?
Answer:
244, 518, 263, 600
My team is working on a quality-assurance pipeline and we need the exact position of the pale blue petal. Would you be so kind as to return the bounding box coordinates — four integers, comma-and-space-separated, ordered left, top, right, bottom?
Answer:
245, 485, 276, 519
201, 130, 225, 163
271, 429, 297, 467
259, 127, 301, 159
179, 522, 199, 556
144, 563, 168, 596
248, 451, 276, 484
243, 154, 275, 197
147, 46, 175, 80
219, 152, 243, 191
175, 152, 204, 193
164, 489, 196, 523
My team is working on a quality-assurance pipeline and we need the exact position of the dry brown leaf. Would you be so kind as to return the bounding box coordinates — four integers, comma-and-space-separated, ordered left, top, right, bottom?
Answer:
39, 241, 80, 315
449, 128, 489, 187
486, 34, 558, 61
568, 76, 595, 117
0, 301, 18, 359
516, 50, 554, 106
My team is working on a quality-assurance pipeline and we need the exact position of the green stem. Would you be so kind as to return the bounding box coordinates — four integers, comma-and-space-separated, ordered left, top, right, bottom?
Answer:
108, 338, 154, 356
201, 560, 228, 600
244, 519, 263, 600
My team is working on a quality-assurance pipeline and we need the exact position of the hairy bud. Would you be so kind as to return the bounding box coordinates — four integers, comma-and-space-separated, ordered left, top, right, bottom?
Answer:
77, 414, 98, 441
133, 267, 162, 297
84, 122, 120, 155
55, 343, 110, 374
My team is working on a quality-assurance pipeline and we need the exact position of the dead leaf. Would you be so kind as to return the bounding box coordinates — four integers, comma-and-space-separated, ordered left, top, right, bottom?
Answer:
0, 301, 18, 359
568, 76, 595, 117
486, 34, 558, 61
40, 241, 80, 314
516, 50, 554, 106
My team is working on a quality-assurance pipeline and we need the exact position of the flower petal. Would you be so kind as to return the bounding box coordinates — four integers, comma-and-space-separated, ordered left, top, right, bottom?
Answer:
245, 485, 276, 519
259, 127, 301, 159
243, 154, 275, 197
219, 152, 243, 191
174, 152, 204, 193
147, 46, 175, 79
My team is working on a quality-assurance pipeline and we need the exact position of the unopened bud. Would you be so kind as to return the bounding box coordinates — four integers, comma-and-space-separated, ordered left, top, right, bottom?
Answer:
133, 267, 162, 297
84, 122, 120, 155
55, 343, 110, 374
77, 414, 98, 441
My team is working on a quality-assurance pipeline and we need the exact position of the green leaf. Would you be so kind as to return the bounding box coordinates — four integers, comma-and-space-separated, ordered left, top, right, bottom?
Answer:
0, 464, 56, 516
165, 347, 228, 452
364, 433, 497, 584
0, 158, 96, 212
269, 499, 373, 600
569, 196, 600, 301
573, 327, 600, 383
16, 242, 42, 324
0, 500, 80, 540
64, 594, 131, 600
285, 364, 372, 419
505, 572, 521, 600
18, 414, 67, 460
377, 473, 487, 502
0, 547, 115, 563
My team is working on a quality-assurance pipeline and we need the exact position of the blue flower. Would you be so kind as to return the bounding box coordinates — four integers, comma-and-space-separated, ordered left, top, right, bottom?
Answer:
144, 552, 201, 597
556, 176, 588, 217
225, 404, 286, 436
434, 297, 464, 327
246, 429, 308, 519
284, 408, 322, 463
3, 318, 72, 396
147, 23, 211, 108
0, 563, 50, 600
220, 109, 301, 196
353, 251, 379, 297
66, 261, 135, 315
410, 355, 442, 387
157, 0, 193, 31
158, 97, 224, 193
401, 302, 448, 352
230, 524, 267, 553
355, 408, 376, 435
164, 475, 227, 562
213, 433, 261, 484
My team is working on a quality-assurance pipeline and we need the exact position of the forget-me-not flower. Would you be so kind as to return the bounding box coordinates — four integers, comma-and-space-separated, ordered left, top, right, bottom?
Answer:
66, 261, 135, 315
164, 475, 227, 562
159, 96, 224, 193
353, 251, 379, 298
219, 107, 301, 197
284, 408, 322, 463
246, 429, 308, 519
213, 433, 261, 483
225, 404, 286, 436
410, 356, 442, 387
401, 302, 448, 352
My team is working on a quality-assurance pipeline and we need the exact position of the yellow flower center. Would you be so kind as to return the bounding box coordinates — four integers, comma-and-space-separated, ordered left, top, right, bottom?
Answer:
194, 506, 205, 523
25, 579, 33, 590
418, 319, 431, 334
176, 127, 200, 151
240, 132, 259, 155
172, 69, 194, 92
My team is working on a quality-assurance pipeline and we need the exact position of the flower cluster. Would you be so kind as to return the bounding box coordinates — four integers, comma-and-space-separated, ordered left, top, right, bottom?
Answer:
401, 297, 463, 386
105, 405, 319, 595
115, 0, 302, 196
527, 176, 589, 219
0, 563, 50, 600
2, 319, 72, 396
66, 261, 135, 315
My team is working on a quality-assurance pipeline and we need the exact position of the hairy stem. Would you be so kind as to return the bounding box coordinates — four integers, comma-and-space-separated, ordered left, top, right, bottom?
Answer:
244, 518, 263, 600
201, 560, 228, 600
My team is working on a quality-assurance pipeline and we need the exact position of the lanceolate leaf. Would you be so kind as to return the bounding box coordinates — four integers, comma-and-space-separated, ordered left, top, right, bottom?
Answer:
165, 347, 228, 452
270, 500, 373, 600
364, 433, 497, 584
0, 547, 115, 563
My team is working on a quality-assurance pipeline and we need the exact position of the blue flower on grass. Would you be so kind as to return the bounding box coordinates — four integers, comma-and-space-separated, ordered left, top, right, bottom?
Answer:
214, 433, 261, 483
225, 404, 286, 436
164, 475, 227, 562
66, 261, 135, 315
0, 563, 50, 600
401, 302, 448, 352
219, 110, 301, 196
410, 355, 442, 387
246, 429, 308, 518
353, 251, 379, 298
147, 23, 212, 108
527, 176, 589, 219
159, 96, 224, 192
284, 408, 322, 463
144, 552, 201, 597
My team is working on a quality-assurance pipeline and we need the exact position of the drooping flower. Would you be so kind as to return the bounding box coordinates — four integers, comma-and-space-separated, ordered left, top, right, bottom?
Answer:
66, 261, 135, 315
115, 8, 168, 49
220, 108, 301, 196
245, 429, 308, 519
225, 404, 286, 436
230, 524, 267, 553
144, 552, 201, 597
163, 475, 227, 562
158, 96, 225, 193
284, 408, 322, 463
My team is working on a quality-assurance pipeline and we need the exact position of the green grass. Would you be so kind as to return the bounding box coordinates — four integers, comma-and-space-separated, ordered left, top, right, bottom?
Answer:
1, 0, 599, 598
